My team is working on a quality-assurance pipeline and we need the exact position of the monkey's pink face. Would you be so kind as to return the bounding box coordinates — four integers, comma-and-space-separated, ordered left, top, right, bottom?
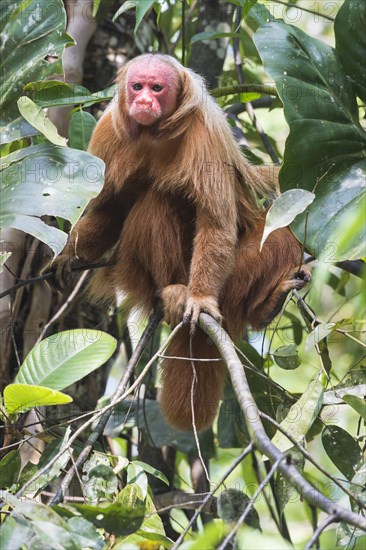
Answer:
126, 61, 179, 126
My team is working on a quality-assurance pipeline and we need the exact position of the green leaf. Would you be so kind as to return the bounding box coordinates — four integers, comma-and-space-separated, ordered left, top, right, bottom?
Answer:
67, 501, 145, 536
260, 190, 315, 250
0, 450, 22, 488
24, 81, 96, 108
190, 32, 238, 45
254, 21, 366, 261
0, 0, 72, 117
113, 1, 156, 33
127, 463, 148, 500
17, 97, 67, 146
24, 429, 73, 494
246, 2, 273, 30
16, 329, 117, 390
306, 323, 336, 351
0, 515, 33, 550
4, 496, 103, 550
271, 374, 324, 453
273, 345, 301, 370
335, 0, 366, 102
0, 143, 104, 255
0, 252, 12, 272
322, 425, 363, 480
131, 460, 169, 486
69, 111, 96, 151
92, 0, 102, 17
342, 395, 366, 421
274, 447, 305, 514
0, 117, 39, 145
4, 384, 72, 414
217, 489, 260, 530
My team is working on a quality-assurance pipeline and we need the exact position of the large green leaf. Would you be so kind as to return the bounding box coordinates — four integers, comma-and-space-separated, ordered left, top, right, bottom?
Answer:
16, 329, 117, 390
0, 0, 72, 118
322, 425, 363, 480
254, 21, 366, 261
0, 143, 104, 255
270, 374, 324, 453
17, 97, 68, 146
335, 0, 366, 103
4, 383, 72, 414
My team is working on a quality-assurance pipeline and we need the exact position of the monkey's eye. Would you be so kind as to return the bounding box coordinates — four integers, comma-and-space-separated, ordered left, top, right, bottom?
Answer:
132, 83, 143, 91
152, 84, 163, 92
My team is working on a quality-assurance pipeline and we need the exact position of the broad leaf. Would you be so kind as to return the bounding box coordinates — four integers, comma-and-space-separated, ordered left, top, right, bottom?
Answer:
113, 1, 158, 32
127, 463, 148, 500
0, 0, 72, 117
16, 329, 116, 390
17, 97, 67, 146
254, 21, 366, 261
4, 384, 72, 414
0, 450, 21, 488
69, 111, 97, 151
273, 345, 301, 370
335, 0, 366, 102
191, 32, 238, 45
306, 323, 336, 351
322, 425, 363, 480
271, 374, 324, 452
3, 496, 103, 550
66, 501, 145, 536
132, 460, 169, 486
0, 117, 39, 145
24, 81, 96, 108
218, 489, 260, 530
0, 143, 104, 255
260, 189, 314, 249
342, 395, 366, 422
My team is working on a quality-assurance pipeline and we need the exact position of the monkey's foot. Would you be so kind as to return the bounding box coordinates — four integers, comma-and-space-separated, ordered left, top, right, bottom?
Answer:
291, 265, 312, 290
183, 294, 222, 333
161, 284, 187, 327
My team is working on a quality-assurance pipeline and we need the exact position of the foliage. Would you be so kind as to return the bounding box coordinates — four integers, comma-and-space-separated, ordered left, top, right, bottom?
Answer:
0, 0, 104, 255
1, 0, 365, 549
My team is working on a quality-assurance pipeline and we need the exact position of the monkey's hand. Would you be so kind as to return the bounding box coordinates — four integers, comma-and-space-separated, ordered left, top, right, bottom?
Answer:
183, 294, 222, 333
43, 254, 82, 293
161, 284, 187, 327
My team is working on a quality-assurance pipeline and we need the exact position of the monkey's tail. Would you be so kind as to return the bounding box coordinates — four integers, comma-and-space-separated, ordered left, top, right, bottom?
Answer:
159, 326, 226, 432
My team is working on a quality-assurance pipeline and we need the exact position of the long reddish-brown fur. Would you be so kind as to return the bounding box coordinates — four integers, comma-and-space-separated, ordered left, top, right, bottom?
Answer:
53, 54, 308, 432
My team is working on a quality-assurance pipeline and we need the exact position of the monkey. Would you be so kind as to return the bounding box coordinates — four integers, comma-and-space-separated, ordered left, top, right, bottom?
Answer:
51, 53, 310, 432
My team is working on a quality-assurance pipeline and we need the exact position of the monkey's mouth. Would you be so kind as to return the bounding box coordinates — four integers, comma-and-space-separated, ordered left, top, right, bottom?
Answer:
131, 108, 160, 126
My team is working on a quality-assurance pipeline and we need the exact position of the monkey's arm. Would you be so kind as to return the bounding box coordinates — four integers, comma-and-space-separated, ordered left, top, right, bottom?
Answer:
184, 205, 237, 326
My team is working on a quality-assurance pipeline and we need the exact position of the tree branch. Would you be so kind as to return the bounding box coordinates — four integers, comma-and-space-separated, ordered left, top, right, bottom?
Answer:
198, 313, 366, 532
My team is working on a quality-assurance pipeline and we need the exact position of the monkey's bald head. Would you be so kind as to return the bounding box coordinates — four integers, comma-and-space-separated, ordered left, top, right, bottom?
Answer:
125, 56, 180, 127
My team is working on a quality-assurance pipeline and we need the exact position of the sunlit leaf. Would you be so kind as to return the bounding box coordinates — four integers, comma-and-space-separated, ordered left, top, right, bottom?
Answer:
16, 329, 117, 390
4, 384, 72, 414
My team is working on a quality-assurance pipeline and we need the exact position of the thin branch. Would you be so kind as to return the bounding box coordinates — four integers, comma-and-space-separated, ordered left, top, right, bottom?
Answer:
0, 261, 114, 300
211, 83, 277, 98
218, 455, 284, 549
49, 308, 164, 505
189, 336, 211, 484
37, 271, 89, 342
233, 7, 279, 164
198, 313, 366, 532
171, 443, 253, 549
305, 514, 338, 550
274, 0, 335, 22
